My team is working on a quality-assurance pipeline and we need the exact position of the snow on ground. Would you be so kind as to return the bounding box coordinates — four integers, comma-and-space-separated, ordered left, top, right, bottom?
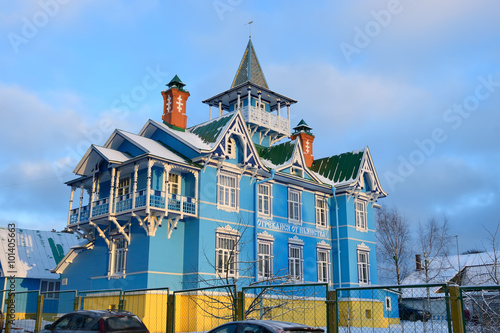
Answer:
9, 319, 53, 333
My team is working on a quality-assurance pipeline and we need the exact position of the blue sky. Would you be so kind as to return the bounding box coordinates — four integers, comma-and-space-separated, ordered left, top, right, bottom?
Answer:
1, 0, 499, 253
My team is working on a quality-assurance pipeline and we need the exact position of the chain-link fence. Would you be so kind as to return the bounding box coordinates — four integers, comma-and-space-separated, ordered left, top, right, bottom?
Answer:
40, 290, 78, 326
242, 282, 328, 329
173, 285, 237, 333
335, 284, 453, 333
122, 287, 169, 333
461, 285, 500, 333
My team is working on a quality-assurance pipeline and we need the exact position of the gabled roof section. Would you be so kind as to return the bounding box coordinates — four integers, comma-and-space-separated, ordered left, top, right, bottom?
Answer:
310, 150, 364, 185
0, 228, 83, 279
259, 139, 321, 182
310, 147, 387, 196
231, 39, 269, 89
188, 112, 235, 144
74, 145, 131, 175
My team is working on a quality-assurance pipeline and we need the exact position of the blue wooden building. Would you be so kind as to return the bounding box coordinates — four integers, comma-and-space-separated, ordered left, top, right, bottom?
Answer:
55, 39, 387, 296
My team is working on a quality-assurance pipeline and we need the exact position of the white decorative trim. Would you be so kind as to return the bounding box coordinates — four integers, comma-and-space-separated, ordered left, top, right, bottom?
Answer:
216, 224, 240, 235
288, 235, 304, 246
357, 242, 370, 252
316, 240, 331, 249
257, 230, 275, 241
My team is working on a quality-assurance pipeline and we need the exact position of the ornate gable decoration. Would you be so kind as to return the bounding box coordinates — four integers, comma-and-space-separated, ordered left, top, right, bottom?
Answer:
355, 147, 388, 198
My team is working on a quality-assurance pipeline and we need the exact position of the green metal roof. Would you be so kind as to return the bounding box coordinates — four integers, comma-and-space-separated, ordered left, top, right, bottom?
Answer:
167, 74, 186, 91
231, 39, 269, 89
258, 140, 296, 166
189, 114, 233, 143
310, 150, 364, 184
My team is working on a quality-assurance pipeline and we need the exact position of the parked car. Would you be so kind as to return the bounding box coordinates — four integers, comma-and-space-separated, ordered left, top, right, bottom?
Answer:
398, 303, 431, 322
0, 310, 4, 333
40, 310, 149, 333
208, 320, 324, 333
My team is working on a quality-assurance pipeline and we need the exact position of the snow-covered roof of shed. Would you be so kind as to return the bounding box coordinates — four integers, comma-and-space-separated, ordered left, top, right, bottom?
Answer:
0, 228, 83, 280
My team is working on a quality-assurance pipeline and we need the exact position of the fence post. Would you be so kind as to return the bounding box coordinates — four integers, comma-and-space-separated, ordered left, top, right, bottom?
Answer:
35, 294, 44, 333
327, 290, 337, 333
236, 291, 244, 321
74, 296, 81, 310
5, 292, 14, 333
166, 294, 175, 333
448, 284, 464, 333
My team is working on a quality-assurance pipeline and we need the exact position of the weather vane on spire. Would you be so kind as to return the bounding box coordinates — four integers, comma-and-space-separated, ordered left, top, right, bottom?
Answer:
245, 21, 253, 38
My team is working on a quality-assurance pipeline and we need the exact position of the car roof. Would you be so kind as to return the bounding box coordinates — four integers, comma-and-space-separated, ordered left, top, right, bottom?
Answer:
66, 310, 136, 317
223, 320, 323, 331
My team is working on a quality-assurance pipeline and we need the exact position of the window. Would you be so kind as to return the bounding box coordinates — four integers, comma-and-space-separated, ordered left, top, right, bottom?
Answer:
355, 200, 367, 230
357, 250, 370, 284
218, 172, 238, 210
227, 138, 236, 159
117, 178, 130, 196
316, 196, 328, 228
288, 245, 303, 280
209, 323, 238, 333
385, 296, 392, 311
317, 248, 330, 283
288, 188, 301, 224
41, 280, 61, 299
216, 233, 239, 277
258, 184, 271, 217
291, 166, 303, 177
258, 240, 273, 279
110, 237, 127, 276
168, 173, 180, 195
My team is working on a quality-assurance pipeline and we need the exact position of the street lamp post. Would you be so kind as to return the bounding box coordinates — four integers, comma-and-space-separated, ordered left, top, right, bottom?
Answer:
455, 235, 461, 273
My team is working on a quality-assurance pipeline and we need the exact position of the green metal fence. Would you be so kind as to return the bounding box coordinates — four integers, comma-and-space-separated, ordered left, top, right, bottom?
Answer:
122, 287, 169, 333
241, 282, 329, 329
173, 284, 237, 333
335, 284, 453, 333
460, 285, 500, 333
40, 290, 78, 324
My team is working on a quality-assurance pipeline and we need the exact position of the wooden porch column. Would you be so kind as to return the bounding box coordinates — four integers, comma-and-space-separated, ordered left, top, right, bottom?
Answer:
146, 159, 152, 214
209, 103, 213, 120
194, 172, 199, 216
89, 173, 96, 218
218, 100, 222, 117
163, 164, 171, 211
132, 163, 139, 209
277, 98, 281, 117
108, 167, 116, 215
77, 185, 84, 223
237, 91, 241, 111
247, 86, 251, 111
67, 186, 75, 225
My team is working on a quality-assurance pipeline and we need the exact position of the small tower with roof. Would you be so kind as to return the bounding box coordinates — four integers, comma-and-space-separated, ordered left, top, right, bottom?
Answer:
290, 119, 315, 168
202, 39, 297, 147
162, 75, 190, 130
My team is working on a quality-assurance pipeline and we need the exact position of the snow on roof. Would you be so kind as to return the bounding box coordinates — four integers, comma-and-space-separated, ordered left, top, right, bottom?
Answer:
94, 146, 130, 163
149, 119, 213, 151
0, 228, 83, 280
117, 130, 188, 163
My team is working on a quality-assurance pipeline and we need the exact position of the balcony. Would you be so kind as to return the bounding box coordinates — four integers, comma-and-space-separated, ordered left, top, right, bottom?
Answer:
69, 190, 197, 225
241, 106, 290, 136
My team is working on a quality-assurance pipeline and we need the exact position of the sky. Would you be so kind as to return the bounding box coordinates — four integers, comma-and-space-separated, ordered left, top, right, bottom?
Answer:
1, 0, 499, 254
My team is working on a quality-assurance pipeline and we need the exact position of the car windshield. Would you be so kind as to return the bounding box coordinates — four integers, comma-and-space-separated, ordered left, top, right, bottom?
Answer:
106, 316, 144, 330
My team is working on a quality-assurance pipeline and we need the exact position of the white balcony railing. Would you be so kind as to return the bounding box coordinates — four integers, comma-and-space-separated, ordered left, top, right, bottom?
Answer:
241, 106, 290, 135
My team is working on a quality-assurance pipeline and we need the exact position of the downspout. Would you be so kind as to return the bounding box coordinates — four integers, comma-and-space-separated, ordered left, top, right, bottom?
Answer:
254, 169, 276, 282
332, 186, 342, 289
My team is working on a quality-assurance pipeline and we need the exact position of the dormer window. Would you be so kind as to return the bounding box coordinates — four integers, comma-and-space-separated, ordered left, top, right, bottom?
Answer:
291, 167, 303, 178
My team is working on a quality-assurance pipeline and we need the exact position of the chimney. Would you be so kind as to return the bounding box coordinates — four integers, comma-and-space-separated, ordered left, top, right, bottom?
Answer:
290, 120, 315, 168
416, 254, 422, 271
162, 75, 190, 130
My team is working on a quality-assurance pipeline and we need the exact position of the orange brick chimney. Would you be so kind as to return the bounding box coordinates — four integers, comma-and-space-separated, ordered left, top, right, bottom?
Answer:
290, 120, 315, 168
162, 75, 190, 130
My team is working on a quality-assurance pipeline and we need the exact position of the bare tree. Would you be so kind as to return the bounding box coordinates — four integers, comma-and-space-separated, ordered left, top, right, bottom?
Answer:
375, 206, 412, 285
417, 216, 450, 284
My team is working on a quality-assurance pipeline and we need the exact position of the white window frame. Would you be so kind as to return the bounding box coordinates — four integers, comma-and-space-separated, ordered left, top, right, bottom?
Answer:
317, 247, 331, 283
385, 296, 392, 311
109, 237, 127, 276
40, 280, 61, 299
315, 196, 328, 229
258, 183, 272, 217
288, 188, 302, 224
355, 200, 367, 231
258, 239, 273, 280
217, 172, 239, 212
357, 249, 370, 285
290, 166, 303, 178
227, 137, 236, 159
117, 177, 130, 197
216, 232, 239, 278
288, 244, 303, 281
168, 173, 181, 195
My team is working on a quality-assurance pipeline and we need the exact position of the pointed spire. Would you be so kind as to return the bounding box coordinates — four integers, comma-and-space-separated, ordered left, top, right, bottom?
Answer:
231, 39, 269, 89
292, 119, 313, 135
167, 75, 186, 92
